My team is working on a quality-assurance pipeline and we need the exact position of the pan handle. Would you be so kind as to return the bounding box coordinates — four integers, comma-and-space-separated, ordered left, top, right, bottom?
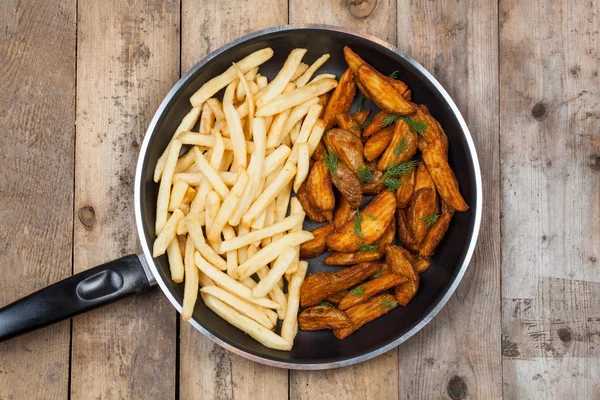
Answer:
0, 254, 156, 342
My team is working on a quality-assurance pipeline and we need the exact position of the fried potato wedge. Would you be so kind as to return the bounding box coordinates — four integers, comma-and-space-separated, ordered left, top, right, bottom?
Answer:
330, 160, 362, 208
325, 128, 365, 172
413, 255, 431, 274
297, 181, 328, 222
322, 68, 356, 130
325, 290, 348, 305
335, 114, 361, 137
414, 162, 437, 196
306, 159, 335, 213
356, 65, 415, 115
339, 274, 407, 310
415, 104, 449, 150
395, 279, 419, 306
362, 110, 390, 138
396, 208, 418, 252
361, 168, 385, 195
333, 293, 398, 339
395, 167, 416, 208
422, 139, 469, 212
333, 195, 355, 230
419, 210, 453, 257
350, 109, 371, 125
373, 262, 392, 278
312, 141, 326, 160
300, 224, 334, 258
377, 118, 418, 171
364, 125, 394, 162
385, 245, 418, 281
408, 188, 437, 245
300, 261, 381, 307
326, 190, 396, 252
325, 216, 395, 266
298, 306, 351, 331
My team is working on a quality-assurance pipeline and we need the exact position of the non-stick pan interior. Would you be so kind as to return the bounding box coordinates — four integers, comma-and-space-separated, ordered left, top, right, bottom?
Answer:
137, 27, 479, 367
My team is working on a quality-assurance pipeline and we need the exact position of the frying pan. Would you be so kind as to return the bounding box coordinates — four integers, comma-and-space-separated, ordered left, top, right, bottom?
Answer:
0, 25, 482, 369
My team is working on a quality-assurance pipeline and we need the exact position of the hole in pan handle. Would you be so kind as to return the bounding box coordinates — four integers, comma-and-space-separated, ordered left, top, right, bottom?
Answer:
0, 254, 156, 342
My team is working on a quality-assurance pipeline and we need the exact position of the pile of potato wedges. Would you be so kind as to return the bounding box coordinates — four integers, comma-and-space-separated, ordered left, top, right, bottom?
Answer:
297, 47, 469, 339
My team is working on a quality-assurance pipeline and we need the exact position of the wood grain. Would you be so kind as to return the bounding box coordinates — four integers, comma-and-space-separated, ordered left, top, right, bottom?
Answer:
179, 1, 289, 399
0, 0, 75, 399
288, 2, 399, 399
396, 0, 502, 399
500, 0, 600, 397
70, 1, 179, 399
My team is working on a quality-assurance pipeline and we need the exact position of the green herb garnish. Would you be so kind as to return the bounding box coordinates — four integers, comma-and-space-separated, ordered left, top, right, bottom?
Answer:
356, 94, 367, 112
394, 137, 408, 157
383, 177, 401, 191
400, 116, 427, 136
317, 301, 335, 307
381, 114, 400, 128
357, 166, 374, 184
371, 271, 383, 278
365, 213, 377, 220
353, 210, 364, 239
359, 244, 378, 252
351, 116, 373, 131
350, 286, 365, 296
381, 160, 420, 191
323, 147, 339, 175
380, 298, 398, 309
389, 70, 399, 79
421, 214, 440, 227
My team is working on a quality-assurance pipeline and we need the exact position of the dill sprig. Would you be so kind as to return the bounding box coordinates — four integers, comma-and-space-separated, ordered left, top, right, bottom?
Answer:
349, 286, 365, 296
353, 209, 364, 239
383, 177, 402, 192
380, 298, 398, 309
388, 70, 399, 79
351, 116, 373, 131
365, 213, 377, 220
381, 114, 400, 128
356, 94, 367, 112
394, 137, 408, 157
359, 244, 378, 252
357, 166, 374, 184
381, 160, 420, 191
323, 147, 339, 175
371, 271, 383, 278
400, 116, 427, 136
317, 301, 335, 307
421, 214, 440, 227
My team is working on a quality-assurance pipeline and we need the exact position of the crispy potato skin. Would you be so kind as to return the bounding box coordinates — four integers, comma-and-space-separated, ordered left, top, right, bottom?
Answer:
361, 168, 385, 195
338, 274, 407, 310
386, 245, 420, 306
300, 261, 381, 307
333, 195, 355, 230
331, 161, 363, 208
414, 162, 437, 204
396, 208, 418, 252
297, 181, 328, 223
362, 110, 389, 138
322, 68, 356, 130
377, 118, 418, 171
298, 306, 351, 331
335, 114, 361, 137
325, 290, 348, 305
356, 65, 415, 115
326, 190, 396, 252
306, 160, 336, 212
395, 279, 419, 306
395, 167, 416, 208
350, 109, 371, 125
415, 104, 448, 150
408, 188, 437, 245
422, 139, 469, 212
300, 224, 334, 258
419, 210, 453, 257
325, 129, 365, 172
333, 293, 398, 339
364, 125, 394, 162
413, 255, 431, 274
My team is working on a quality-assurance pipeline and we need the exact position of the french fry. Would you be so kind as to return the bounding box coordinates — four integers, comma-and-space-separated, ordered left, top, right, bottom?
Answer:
207, 98, 229, 136
252, 246, 297, 297
266, 109, 292, 148
185, 213, 227, 270
242, 162, 297, 226
208, 170, 249, 242
256, 79, 337, 117
199, 102, 215, 135
235, 66, 258, 102
295, 54, 330, 87
194, 252, 280, 310
280, 97, 320, 142
293, 143, 310, 192
223, 99, 247, 169
177, 132, 255, 153
291, 62, 309, 81
220, 225, 238, 277
174, 148, 198, 174
192, 147, 229, 199
156, 139, 182, 233
233, 231, 314, 280
256, 48, 306, 108
256, 75, 268, 90
166, 236, 185, 283
175, 211, 205, 235
153, 209, 184, 257
190, 48, 274, 107
200, 285, 274, 329
204, 190, 221, 237
233, 62, 255, 137
181, 235, 199, 320
289, 121, 301, 143
261, 145, 291, 177
181, 187, 197, 205
306, 119, 326, 158
287, 104, 322, 164
154, 107, 201, 182
311, 73, 337, 83
281, 260, 308, 344
168, 180, 189, 212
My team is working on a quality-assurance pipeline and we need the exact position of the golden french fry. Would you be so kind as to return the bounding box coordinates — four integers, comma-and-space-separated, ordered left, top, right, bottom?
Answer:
155, 139, 183, 233
256, 48, 306, 108
153, 209, 184, 257
289, 121, 301, 143
295, 54, 330, 87
223, 101, 247, 169
177, 132, 255, 153
192, 147, 229, 199
306, 119, 326, 158
185, 213, 227, 270
261, 145, 291, 177
206, 98, 229, 136
174, 148, 198, 174
204, 190, 221, 237
233, 62, 254, 137
208, 170, 249, 242
199, 103, 215, 135
181, 235, 199, 320
181, 187, 197, 205
266, 108, 292, 149
252, 246, 298, 298
281, 260, 308, 344
256, 78, 337, 117
291, 62, 309, 81
293, 143, 310, 192
166, 236, 185, 282
200, 285, 274, 329
190, 48, 274, 107
175, 211, 205, 235
221, 225, 238, 277
310, 73, 337, 82
280, 97, 320, 142
168, 180, 189, 212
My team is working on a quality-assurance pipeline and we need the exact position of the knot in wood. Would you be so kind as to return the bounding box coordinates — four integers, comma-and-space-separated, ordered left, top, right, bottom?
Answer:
589, 154, 600, 172
531, 101, 547, 120
347, 0, 377, 19
78, 205, 96, 230
447, 375, 467, 400
557, 327, 573, 343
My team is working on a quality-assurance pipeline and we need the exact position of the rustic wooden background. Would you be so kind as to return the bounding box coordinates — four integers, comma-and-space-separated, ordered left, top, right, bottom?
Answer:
1, 0, 598, 398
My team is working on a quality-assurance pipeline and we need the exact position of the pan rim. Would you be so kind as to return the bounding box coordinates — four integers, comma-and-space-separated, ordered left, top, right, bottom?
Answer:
134, 24, 483, 370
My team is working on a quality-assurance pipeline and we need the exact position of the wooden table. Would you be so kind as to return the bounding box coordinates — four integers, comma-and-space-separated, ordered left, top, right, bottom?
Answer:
1, 0, 598, 398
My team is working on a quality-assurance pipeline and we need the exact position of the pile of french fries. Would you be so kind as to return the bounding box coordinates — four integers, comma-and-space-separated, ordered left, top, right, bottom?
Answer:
152, 47, 337, 350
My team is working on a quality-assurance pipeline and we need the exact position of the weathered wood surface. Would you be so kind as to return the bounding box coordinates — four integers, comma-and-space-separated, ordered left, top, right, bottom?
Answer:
70, 0, 179, 398
0, 0, 76, 399
178, 1, 290, 400
500, 0, 600, 398
1, 0, 599, 399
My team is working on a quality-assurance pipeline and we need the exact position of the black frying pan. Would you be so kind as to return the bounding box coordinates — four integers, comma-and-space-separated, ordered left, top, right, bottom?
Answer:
0, 25, 482, 369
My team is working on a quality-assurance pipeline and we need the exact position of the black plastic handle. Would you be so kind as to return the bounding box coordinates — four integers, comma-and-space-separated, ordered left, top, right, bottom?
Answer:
0, 254, 154, 342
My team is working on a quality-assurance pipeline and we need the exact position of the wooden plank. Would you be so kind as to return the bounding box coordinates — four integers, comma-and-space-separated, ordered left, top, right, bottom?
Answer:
0, 0, 75, 399
70, 1, 180, 399
288, 2, 399, 399
500, 0, 600, 397
179, 1, 289, 399
395, 1, 503, 399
